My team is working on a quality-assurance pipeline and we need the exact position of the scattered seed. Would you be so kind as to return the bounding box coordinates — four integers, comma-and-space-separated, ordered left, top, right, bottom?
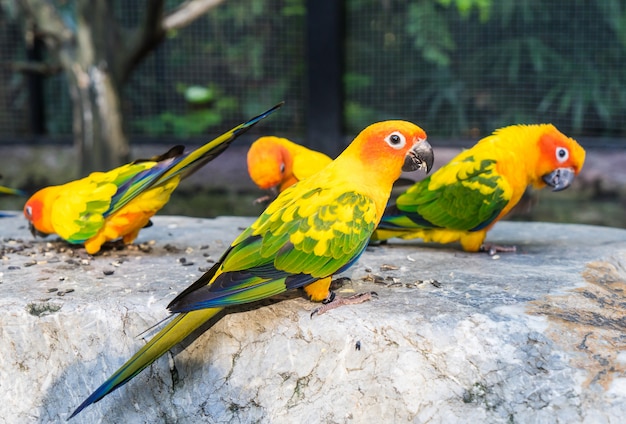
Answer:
103, 269, 115, 276
380, 264, 399, 271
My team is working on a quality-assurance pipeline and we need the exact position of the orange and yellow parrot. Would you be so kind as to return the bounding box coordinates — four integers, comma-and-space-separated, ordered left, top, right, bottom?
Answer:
23, 103, 283, 254
372, 124, 585, 254
68, 120, 434, 419
247, 136, 333, 202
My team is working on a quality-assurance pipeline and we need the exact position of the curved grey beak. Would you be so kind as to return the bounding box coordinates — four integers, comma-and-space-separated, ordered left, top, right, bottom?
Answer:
542, 167, 575, 191
29, 222, 50, 239
403, 139, 434, 173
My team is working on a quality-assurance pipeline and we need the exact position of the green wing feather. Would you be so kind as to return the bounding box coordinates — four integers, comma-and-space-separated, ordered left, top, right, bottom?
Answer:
51, 164, 153, 243
168, 187, 377, 313
383, 156, 510, 232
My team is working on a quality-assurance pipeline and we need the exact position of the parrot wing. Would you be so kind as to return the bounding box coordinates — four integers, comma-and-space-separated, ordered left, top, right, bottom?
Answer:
383, 157, 511, 232
105, 102, 284, 217
49, 165, 154, 243
167, 187, 377, 313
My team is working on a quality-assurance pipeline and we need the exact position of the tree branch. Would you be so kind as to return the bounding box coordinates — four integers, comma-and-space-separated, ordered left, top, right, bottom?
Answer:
114, 0, 165, 84
163, 0, 226, 31
18, 0, 74, 49
3, 60, 62, 75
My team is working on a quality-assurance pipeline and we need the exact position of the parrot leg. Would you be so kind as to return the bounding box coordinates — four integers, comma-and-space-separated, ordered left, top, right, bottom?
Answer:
310, 291, 378, 318
480, 243, 517, 256
253, 194, 273, 205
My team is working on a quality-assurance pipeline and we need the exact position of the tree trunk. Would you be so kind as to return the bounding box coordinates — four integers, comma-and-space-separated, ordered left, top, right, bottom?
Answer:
13, 0, 226, 176
67, 63, 130, 175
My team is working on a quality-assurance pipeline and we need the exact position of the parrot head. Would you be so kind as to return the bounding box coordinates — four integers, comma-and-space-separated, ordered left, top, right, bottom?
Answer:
535, 125, 586, 191
247, 136, 295, 192
350, 120, 433, 182
23, 186, 58, 237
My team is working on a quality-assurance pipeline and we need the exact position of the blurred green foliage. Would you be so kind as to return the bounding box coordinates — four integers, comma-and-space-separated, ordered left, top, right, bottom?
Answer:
3, 0, 625, 140
345, 0, 626, 137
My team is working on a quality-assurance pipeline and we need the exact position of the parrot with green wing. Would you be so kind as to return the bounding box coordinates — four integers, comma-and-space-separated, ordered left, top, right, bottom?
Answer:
23, 103, 283, 254
247, 136, 333, 197
371, 124, 586, 254
68, 119, 433, 419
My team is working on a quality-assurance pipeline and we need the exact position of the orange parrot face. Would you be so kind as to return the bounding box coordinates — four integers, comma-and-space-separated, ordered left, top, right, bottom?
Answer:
247, 137, 294, 191
536, 126, 586, 191
23, 186, 57, 237
356, 120, 433, 176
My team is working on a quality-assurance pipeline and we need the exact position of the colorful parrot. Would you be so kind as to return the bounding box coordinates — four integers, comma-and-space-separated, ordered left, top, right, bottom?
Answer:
247, 136, 333, 201
372, 124, 586, 254
68, 120, 434, 419
22, 103, 283, 254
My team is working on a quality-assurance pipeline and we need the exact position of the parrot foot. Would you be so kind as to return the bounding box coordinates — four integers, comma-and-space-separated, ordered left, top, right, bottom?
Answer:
253, 195, 272, 205
480, 243, 517, 256
310, 291, 378, 318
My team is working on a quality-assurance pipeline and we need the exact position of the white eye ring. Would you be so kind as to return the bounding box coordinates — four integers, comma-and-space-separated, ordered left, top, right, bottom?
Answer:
385, 131, 406, 150
25, 205, 32, 217
555, 147, 569, 163
280, 163, 285, 173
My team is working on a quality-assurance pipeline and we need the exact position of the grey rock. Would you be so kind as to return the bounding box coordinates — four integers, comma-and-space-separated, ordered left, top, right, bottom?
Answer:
1, 214, 625, 423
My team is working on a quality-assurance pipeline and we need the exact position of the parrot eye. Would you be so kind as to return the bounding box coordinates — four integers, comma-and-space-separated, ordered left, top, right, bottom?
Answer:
385, 132, 406, 150
280, 163, 285, 174
555, 147, 569, 163
25, 205, 32, 217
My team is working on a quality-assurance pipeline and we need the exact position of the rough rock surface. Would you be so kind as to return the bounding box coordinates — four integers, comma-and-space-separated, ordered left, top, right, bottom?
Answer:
1, 214, 625, 423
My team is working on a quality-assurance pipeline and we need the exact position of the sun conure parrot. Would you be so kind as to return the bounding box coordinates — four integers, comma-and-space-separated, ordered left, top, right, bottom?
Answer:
22, 103, 283, 255
68, 120, 434, 419
247, 136, 333, 197
371, 124, 586, 254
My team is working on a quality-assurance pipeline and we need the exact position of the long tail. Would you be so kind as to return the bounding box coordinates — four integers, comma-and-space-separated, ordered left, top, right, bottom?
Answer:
371, 204, 435, 242
109, 102, 284, 213
0, 185, 26, 196
68, 307, 223, 419
160, 101, 285, 182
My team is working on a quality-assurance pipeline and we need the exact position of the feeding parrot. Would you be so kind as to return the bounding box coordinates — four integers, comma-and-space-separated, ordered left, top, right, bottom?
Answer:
22, 103, 283, 254
371, 124, 585, 254
247, 136, 333, 201
68, 120, 434, 419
